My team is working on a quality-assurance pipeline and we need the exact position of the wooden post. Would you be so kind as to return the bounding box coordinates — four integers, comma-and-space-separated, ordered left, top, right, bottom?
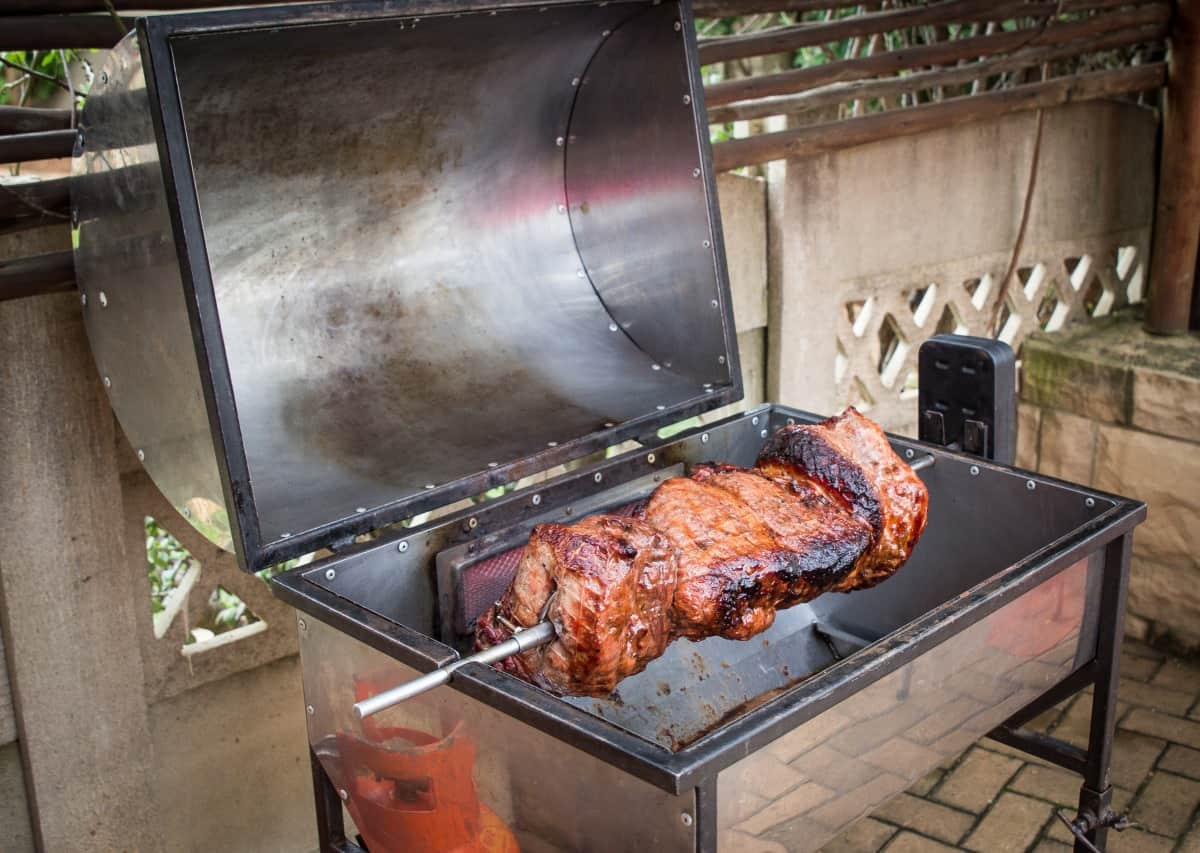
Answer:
1145, 0, 1200, 335
0, 293, 160, 852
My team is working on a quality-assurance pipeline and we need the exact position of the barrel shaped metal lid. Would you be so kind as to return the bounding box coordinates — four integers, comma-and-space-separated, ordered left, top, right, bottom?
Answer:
72, 0, 740, 571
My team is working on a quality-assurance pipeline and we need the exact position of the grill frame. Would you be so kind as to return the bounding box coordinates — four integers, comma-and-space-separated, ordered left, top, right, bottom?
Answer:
272, 403, 1145, 803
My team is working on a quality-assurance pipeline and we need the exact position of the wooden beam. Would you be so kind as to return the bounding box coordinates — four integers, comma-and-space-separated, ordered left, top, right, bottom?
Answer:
695, 0, 865, 18
707, 23, 1166, 123
0, 0, 302, 10
1, 14, 130, 49
699, 0, 1034, 65
0, 251, 75, 301
0, 106, 72, 135
712, 62, 1166, 170
0, 130, 76, 164
704, 3, 1170, 106
1145, 0, 1200, 334
0, 178, 71, 221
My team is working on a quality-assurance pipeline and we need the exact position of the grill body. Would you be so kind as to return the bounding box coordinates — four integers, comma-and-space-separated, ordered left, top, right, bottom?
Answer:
276, 405, 1142, 852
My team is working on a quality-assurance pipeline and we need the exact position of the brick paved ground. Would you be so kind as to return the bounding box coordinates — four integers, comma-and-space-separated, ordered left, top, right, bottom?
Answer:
818, 641, 1200, 852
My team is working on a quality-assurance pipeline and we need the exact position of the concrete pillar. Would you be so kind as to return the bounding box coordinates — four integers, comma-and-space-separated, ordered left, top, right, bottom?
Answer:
0, 292, 160, 851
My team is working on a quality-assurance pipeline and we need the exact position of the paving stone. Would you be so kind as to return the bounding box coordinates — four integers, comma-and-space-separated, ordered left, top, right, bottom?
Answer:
736, 782, 837, 836
907, 769, 943, 797
1009, 762, 1086, 807
879, 831, 958, 852
962, 792, 1054, 852
1050, 694, 1094, 747
863, 738, 943, 778
931, 747, 1021, 813
871, 793, 974, 845
1151, 660, 1200, 693
1129, 771, 1200, 837
1123, 640, 1168, 661
1031, 842, 1071, 852
980, 738, 1058, 769
818, 817, 896, 853
1119, 651, 1161, 682
1122, 708, 1200, 747
1109, 730, 1166, 785
1157, 744, 1200, 780
1105, 827, 1175, 853
1118, 679, 1196, 716
810, 774, 907, 833
1181, 821, 1200, 853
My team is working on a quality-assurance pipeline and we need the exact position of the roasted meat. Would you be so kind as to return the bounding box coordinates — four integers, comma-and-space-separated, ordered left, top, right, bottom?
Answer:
640, 466, 871, 640
757, 407, 929, 591
475, 407, 928, 696
474, 515, 675, 697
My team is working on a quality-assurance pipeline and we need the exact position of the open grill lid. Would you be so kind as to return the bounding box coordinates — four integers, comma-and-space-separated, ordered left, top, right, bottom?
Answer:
72, 0, 741, 572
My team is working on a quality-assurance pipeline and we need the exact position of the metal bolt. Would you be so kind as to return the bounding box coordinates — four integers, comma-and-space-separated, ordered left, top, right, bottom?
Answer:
787, 418, 796, 425
673, 20, 682, 30
905, 448, 915, 459
468, 517, 478, 529
182, 508, 191, 519
487, 462, 498, 468
761, 429, 768, 438
280, 531, 290, 538
604, 421, 615, 428
702, 240, 711, 248
356, 506, 366, 513
609, 323, 619, 332
647, 453, 656, 464
306, 704, 314, 716
425, 483, 435, 489
548, 440, 558, 447
100, 70, 108, 84
297, 618, 307, 632
651, 363, 662, 371
656, 404, 666, 411
136, 448, 145, 462
398, 541, 409, 553
602, 28, 611, 36
711, 299, 719, 308
556, 136, 565, 147
682, 94, 691, 105
1026, 479, 1037, 491
98, 290, 108, 307
532, 494, 542, 506
338, 789, 349, 802
692, 168, 701, 178
103, 376, 111, 388
681, 812, 693, 827
324, 568, 337, 581
970, 465, 980, 476
1085, 497, 1096, 508
571, 77, 580, 86
80, 292, 87, 307
701, 433, 710, 443
557, 203, 566, 213
594, 472, 603, 483
717, 355, 726, 364
576, 269, 585, 278
752, 416, 759, 425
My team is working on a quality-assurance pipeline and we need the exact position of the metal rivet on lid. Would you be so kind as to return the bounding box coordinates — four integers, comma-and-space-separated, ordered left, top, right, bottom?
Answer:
136, 449, 145, 462
593, 472, 603, 483
656, 404, 666, 410
356, 507, 366, 513
556, 136, 565, 147
576, 269, 585, 278
182, 508, 191, 519
80, 293, 87, 307
609, 323, 618, 332
787, 418, 795, 425
752, 416, 759, 425
718, 355, 726, 364
647, 453, 656, 464
760, 429, 768, 438
297, 618, 307, 632
487, 462, 498, 468
468, 517, 478, 529
651, 364, 661, 371
970, 465, 980, 476
425, 483, 435, 489
602, 29, 611, 36
103, 376, 111, 388
338, 789, 349, 802
98, 291, 108, 307
571, 77, 580, 86
1026, 479, 1037, 491
604, 422, 615, 428
532, 494, 542, 506
905, 448, 915, 458
702, 240, 711, 248
711, 299, 719, 308
548, 441, 558, 447
1085, 497, 1096, 508
681, 812, 693, 827
398, 541, 409, 553
682, 94, 691, 105
557, 204, 566, 213
325, 569, 336, 581
701, 433, 709, 443
692, 168, 701, 178
673, 20, 681, 30
306, 705, 314, 716
280, 532, 290, 538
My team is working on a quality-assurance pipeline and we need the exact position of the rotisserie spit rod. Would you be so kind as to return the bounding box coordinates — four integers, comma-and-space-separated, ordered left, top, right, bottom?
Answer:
353, 620, 556, 719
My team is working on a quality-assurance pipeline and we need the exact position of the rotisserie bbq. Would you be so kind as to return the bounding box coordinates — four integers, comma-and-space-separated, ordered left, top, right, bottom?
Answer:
475, 407, 929, 696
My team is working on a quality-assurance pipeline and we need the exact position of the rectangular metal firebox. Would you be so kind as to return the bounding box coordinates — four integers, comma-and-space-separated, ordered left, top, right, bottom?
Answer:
68, 0, 1146, 850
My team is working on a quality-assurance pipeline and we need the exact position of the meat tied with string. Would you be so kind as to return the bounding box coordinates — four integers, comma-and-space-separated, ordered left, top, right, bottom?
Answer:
474, 407, 928, 697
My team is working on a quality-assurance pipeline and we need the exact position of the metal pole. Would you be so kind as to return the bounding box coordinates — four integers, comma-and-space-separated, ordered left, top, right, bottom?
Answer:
1145, 0, 1200, 334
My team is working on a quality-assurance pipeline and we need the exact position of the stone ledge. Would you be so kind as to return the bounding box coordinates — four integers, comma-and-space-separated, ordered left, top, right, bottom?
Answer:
1020, 311, 1200, 443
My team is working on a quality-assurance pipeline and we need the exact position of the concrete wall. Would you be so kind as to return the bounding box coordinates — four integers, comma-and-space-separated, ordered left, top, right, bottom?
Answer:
1019, 317, 1200, 652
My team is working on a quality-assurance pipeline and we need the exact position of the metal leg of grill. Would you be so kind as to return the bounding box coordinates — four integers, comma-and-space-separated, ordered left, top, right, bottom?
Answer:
1074, 533, 1134, 853
310, 747, 365, 853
